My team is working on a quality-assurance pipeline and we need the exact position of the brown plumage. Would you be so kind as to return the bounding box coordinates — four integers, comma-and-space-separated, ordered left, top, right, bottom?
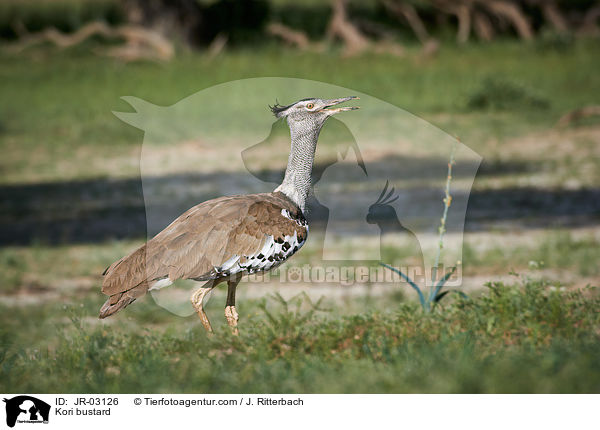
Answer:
99, 192, 306, 318
99, 96, 358, 334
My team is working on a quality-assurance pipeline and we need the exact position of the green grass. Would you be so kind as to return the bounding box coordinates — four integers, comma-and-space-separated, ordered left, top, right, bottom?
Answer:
463, 231, 600, 277
1, 278, 598, 393
1, 40, 600, 183
0, 241, 138, 294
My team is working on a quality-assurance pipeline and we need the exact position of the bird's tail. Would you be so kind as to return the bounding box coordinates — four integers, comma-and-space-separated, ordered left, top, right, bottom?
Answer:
98, 292, 137, 319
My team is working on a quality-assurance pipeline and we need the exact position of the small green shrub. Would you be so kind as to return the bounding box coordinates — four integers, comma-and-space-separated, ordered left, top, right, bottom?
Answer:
466, 77, 550, 111
534, 29, 575, 52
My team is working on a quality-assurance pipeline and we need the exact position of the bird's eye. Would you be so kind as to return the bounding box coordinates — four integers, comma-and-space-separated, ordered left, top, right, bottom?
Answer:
306, 103, 314, 109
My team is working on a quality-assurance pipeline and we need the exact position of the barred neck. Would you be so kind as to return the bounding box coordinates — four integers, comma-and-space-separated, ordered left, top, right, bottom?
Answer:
274, 122, 322, 213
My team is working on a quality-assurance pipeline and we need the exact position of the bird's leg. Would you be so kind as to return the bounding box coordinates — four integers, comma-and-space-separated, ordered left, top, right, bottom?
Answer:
191, 280, 216, 333
225, 276, 241, 335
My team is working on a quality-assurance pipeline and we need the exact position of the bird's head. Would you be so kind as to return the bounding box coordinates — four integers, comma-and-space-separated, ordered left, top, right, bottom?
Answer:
270, 96, 359, 131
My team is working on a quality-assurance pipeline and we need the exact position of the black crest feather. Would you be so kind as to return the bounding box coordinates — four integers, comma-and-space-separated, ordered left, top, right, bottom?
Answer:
269, 100, 293, 118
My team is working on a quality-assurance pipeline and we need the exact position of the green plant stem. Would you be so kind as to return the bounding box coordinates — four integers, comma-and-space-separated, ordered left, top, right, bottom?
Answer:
429, 141, 457, 303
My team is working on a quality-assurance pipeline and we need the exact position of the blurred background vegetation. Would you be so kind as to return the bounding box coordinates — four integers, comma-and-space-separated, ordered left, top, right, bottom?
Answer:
0, 0, 599, 393
1, 0, 599, 51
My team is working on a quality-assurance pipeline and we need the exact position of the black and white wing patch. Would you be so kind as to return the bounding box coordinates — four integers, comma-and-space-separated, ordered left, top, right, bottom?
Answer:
209, 208, 308, 278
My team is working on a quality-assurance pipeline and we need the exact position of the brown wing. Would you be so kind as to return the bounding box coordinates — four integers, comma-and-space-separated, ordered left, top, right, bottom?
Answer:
101, 191, 306, 299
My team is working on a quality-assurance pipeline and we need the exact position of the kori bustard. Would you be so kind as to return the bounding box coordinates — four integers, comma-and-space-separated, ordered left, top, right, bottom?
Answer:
99, 96, 359, 334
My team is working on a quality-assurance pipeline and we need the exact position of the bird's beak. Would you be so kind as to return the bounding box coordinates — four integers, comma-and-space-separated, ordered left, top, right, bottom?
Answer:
320, 96, 360, 115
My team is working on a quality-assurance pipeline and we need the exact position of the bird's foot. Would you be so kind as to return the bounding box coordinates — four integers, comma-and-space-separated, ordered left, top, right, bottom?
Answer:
224, 305, 239, 336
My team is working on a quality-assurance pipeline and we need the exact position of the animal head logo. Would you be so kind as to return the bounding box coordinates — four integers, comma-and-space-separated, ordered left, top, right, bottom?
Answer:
367, 180, 426, 283
366, 180, 399, 226
3, 396, 50, 428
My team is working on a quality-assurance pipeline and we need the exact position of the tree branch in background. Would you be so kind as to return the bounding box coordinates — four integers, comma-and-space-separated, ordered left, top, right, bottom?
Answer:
481, 0, 534, 40
473, 11, 495, 41
431, 1, 472, 44
541, 1, 569, 33
267, 23, 311, 50
207, 33, 228, 59
4, 21, 174, 61
580, 5, 600, 36
382, 0, 439, 54
383, 0, 430, 44
326, 0, 370, 56
455, 3, 472, 44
